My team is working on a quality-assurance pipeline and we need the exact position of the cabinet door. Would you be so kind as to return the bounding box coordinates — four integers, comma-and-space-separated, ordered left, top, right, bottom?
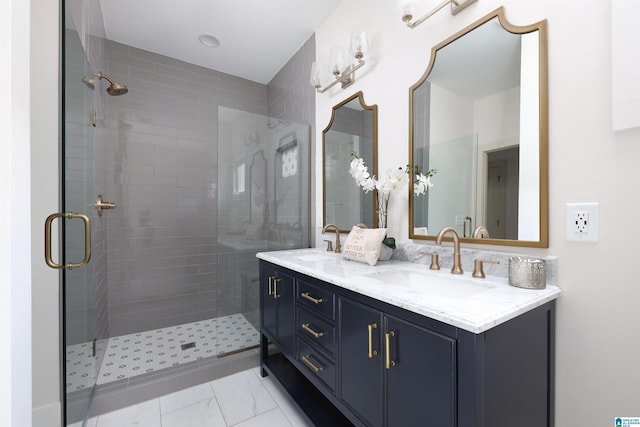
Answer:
260, 264, 278, 340
274, 270, 295, 354
385, 315, 456, 427
339, 298, 384, 427
260, 263, 295, 354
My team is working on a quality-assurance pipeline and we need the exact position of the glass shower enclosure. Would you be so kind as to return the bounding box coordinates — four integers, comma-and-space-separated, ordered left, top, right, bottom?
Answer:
61, 7, 310, 424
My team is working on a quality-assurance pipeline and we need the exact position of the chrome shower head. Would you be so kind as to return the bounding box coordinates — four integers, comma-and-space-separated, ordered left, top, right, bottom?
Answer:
94, 72, 128, 96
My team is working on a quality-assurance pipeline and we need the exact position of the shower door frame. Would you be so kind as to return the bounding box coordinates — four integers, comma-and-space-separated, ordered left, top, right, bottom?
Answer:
60, 3, 103, 424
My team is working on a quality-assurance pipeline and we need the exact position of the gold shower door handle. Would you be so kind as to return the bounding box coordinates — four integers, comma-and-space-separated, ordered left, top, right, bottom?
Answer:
95, 194, 116, 216
44, 212, 92, 270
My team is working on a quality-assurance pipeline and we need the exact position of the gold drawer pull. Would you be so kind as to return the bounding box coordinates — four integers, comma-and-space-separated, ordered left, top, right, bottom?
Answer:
385, 331, 396, 369
301, 354, 324, 373
368, 323, 378, 358
301, 292, 323, 304
301, 323, 324, 338
268, 277, 274, 296
272, 277, 281, 299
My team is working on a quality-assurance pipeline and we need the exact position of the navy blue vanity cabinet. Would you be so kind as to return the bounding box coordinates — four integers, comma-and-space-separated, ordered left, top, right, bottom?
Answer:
258, 260, 556, 427
339, 298, 457, 427
260, 262, 295, 355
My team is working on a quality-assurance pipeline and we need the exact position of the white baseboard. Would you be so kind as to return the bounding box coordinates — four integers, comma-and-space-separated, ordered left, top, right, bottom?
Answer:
32, 402, 61, 427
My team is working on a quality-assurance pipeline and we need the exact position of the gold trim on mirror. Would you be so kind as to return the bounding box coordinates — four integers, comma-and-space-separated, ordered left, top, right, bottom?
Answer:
408, 7, 548, 248
323, 91, 379, 233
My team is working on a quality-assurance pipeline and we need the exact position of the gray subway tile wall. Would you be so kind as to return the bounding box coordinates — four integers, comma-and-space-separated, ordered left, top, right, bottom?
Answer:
105, 39, 270, 336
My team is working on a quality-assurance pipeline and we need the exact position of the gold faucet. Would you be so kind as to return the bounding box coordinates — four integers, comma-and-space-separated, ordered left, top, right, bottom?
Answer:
472, 225, 490, 239
321, 223, 342, 253
435, 226, 463, 274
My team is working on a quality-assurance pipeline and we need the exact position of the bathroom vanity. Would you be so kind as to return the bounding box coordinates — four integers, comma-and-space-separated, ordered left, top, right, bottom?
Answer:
258, 248, 560, 427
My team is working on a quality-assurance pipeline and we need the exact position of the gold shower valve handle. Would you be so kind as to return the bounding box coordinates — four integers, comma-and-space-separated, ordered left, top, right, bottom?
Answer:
95, 195, 117, 216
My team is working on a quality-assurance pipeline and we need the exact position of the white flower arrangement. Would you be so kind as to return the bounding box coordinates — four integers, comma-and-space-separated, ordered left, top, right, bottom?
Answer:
348, 153, 436, 235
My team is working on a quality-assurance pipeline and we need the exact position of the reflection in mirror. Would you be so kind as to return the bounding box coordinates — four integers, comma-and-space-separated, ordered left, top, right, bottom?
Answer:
409, 7, 548, 247
249, 151, 267, 234
323, 91, 378, 232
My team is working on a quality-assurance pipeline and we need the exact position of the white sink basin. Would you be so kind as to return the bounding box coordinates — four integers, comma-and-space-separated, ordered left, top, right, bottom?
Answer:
365, 269, 495, 298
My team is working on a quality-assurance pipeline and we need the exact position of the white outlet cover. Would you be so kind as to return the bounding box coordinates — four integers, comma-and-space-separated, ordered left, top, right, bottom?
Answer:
566, 202, 599, 242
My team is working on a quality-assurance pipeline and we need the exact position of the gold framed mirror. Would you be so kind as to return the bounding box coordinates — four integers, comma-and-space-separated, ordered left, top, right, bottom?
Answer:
409, 7, 548, 247
323, 91, 378, 232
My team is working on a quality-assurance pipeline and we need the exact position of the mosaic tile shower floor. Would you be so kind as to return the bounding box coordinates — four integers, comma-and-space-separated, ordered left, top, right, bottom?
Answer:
66, 313, 259, 392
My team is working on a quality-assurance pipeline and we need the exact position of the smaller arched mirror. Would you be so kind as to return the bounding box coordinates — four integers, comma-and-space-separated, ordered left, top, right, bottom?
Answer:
409, 7, 548, 247
323, 92, 378, 232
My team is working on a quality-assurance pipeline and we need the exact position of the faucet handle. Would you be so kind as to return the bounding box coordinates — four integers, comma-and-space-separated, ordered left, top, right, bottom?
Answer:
472, 259, 499, 278
323, 239, 334, 252
419, 251, 440, 270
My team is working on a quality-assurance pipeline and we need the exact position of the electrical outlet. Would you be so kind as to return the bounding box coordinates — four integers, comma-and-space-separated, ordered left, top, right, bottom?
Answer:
566, 203, 599, 242
455, 215, 465, 226
574, 212, 589, 234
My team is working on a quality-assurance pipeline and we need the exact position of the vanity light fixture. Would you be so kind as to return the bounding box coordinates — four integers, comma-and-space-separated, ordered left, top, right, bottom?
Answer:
310, 30, 368, 93
399, 0, 477, 29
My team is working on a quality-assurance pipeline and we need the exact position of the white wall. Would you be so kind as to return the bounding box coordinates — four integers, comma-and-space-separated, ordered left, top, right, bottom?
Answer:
30, 0, 62, 424
1, 0, 33, 426
314, 0, 640, 425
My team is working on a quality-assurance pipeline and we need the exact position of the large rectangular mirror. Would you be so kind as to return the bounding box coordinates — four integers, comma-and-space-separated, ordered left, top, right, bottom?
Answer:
409, 7, 548, 247
323, 91, 378, 232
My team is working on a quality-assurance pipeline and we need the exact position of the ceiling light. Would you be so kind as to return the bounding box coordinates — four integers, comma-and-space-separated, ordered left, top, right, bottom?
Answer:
198, 34, 220, 48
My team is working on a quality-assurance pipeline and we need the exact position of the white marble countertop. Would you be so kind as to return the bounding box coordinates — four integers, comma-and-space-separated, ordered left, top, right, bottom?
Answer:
257, 248, 561, 334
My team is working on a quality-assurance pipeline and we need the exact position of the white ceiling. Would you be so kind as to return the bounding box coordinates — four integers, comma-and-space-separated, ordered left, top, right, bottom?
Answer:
100, 0, 343, 84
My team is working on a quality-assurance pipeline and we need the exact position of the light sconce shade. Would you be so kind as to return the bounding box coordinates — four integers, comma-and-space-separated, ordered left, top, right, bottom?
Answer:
350, 29, 369, 59
329, 47, 346, 76
310, 62, 322, 88
399, 0, 477, 28
311, 32, 369, 93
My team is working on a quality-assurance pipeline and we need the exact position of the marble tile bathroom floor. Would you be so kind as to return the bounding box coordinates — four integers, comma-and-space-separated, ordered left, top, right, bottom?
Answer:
69, 367, 314, 427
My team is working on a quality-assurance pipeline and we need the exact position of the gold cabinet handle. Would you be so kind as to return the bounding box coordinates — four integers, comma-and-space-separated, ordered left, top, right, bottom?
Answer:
44, 212, 91, 270
368, 323, 378, 358
301, 354, 324, 373
385, 331, 396, 369
301, 323, 324, 338
272, 277, 281, 299
300, 291, 323, 304
268, 277, 274, 296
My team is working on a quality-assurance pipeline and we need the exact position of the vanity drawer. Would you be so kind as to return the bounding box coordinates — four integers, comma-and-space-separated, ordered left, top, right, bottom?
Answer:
297, 308, 335, 358
297, 338, 335, 392
297, 279, 335, 320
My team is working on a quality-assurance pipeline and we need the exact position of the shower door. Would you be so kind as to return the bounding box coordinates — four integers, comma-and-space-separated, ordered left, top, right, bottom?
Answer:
56, 9, 103, 425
